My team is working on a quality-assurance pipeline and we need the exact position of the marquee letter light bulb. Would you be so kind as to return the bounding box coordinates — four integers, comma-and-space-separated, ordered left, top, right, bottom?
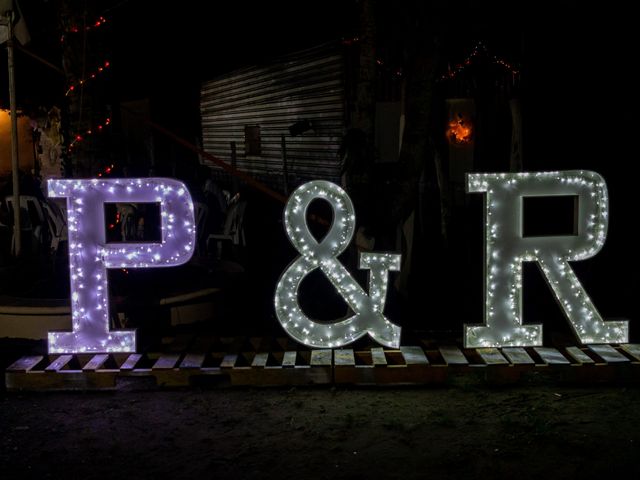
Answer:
275, 180, 402, 348
466, 170, 628, 348
47, 178, 196, 354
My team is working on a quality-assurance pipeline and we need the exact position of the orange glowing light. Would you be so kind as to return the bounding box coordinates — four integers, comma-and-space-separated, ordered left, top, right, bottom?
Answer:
447, 116, 472, 145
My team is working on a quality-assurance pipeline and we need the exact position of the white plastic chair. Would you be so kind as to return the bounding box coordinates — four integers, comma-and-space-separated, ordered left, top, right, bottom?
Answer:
41, 201, 68, 253
207, 200, 247, 259
5, 195, 47, 255
117, 203, 137, 241
194, 201, 209, 256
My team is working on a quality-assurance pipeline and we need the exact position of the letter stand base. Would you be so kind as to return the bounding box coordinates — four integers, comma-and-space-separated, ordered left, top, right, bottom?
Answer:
5, 338, 640, 391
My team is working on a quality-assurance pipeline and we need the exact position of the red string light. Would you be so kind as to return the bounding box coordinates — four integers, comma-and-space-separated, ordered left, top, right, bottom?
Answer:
65, 60, 111, 96
341, 36, 360, 45
98, 164, 116, 179
68, 15, 107, 33
341, 37, 402, 77
68, 117, 112, 151
61, 16, 107, 43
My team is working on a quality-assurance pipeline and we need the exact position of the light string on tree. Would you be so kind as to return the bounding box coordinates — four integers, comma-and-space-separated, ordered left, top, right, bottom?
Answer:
341, 36, 403, 77
61, 15, 108, 43
97, 164, 115, 178
62, 9, 114, 179
65, 60, 111, 96
68, 117, 111, 151
67, 15, 107, 33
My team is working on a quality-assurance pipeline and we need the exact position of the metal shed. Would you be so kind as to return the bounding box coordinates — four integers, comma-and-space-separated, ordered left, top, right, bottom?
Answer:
200, 43, 346, 185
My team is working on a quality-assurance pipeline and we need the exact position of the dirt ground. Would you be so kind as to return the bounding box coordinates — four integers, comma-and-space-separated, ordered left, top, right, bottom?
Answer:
2, 384, 640, 480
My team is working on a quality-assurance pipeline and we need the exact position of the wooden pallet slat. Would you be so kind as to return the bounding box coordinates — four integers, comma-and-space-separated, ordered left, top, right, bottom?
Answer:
281, 351, 297, 367
310, 349, 332, 366
45, 355, 73, 372
152, 354, 181, 370
83, 354, 109, 371
180, 353, 206, 369
334, 349, 355, 366
502, 347, 535, 365
220, 354, 238, 368
6, 338, 640, 391
533, 347, 570, 365
400, 346, 429, 365
565, 346, 595, 364
588, 344, 630, 363
371, 347, 387, 366
439, 346, 468, 365
477, 348, 509, 365
120, 353, 143, 370
251, 352, 269, 368
6, 356, 44, 372
620, 344, 640, 362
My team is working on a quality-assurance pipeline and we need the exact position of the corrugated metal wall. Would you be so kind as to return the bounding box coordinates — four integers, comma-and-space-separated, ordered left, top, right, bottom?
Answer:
200, 44, 346, 184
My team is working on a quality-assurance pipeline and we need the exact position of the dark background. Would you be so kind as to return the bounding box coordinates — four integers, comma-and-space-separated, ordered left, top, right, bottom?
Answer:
2, 0, 637, 341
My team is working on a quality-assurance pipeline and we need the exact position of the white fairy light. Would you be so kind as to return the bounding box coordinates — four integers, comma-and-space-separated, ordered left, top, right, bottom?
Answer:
274, 180, 402, 348
47, 178, 196, 354
465, 170, 628, 348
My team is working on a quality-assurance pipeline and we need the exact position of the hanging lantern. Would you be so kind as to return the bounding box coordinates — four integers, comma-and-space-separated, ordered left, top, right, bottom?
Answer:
446, 98, 475, 187
447, 114, 473, 144
446, 99, 475, 146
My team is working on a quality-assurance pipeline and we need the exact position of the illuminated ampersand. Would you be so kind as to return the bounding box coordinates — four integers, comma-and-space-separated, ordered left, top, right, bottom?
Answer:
275, 180, 402, 348
48, 178, 196, 354
466, 170, 628, 348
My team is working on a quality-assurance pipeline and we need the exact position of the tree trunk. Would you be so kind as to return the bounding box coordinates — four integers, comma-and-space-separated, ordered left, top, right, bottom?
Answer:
393, 8, 442, 310
395, 30, 440, 223
351, 0, 376, 140
510, 98, 523, 171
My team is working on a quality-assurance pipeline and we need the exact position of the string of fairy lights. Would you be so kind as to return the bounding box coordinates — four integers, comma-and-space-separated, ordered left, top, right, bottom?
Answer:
64, 60, 111, 96
62, 10, 113, 170
68, 116, 112, 151
341, 36, 403, 77
61, 15, 108, 43
340, 37, 518, 82
439, 41, 519, 82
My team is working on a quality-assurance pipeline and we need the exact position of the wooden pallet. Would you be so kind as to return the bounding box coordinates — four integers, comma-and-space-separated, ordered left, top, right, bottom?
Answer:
5, 341, 640, 391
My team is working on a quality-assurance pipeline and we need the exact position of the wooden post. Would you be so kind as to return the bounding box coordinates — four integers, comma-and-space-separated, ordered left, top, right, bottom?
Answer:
5, 11, 21, 256
510, 98, 523, 172
446, 98, 475, 207
281, 134, 289, 196
230, 141, 239, 195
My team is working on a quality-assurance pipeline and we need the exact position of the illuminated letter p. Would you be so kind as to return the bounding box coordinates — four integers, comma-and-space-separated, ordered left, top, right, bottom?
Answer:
47, 178, 196, 354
